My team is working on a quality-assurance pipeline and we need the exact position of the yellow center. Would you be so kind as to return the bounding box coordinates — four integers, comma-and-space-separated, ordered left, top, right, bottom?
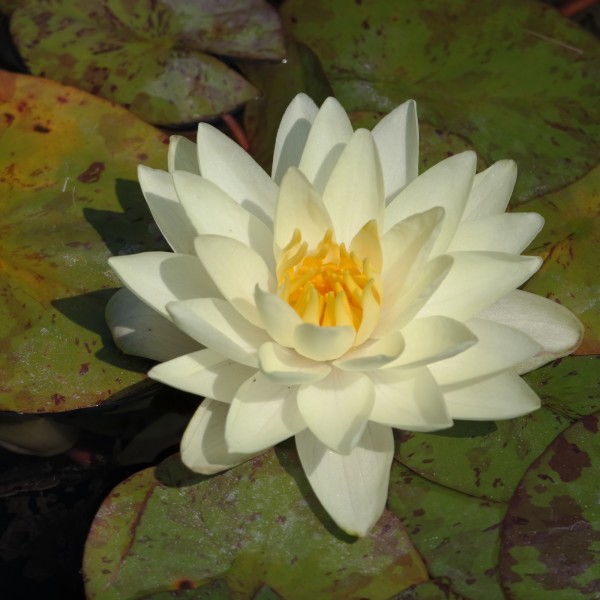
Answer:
277, 227, 381, 330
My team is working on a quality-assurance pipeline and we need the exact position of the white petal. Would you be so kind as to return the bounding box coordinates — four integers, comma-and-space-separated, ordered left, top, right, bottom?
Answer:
167, 298, 270, 367
298, 96, 354, 194
106, 288, 200, 361
167, 135, 200, 174
259, 342, 331, 384
254, 287, 303, 347
272, 93, 319, 184
443, 371, 540, 420
322, 129, 384, 245
181, 398, 259, 474
195, 235, 276, 328
274, 168, 333, 257
372, 99, 419, 202
369, 367, 452, 431
462, 160, 517, 221
387, 316, 477, 369
196, 123, 277, 226
448, 212, 544, 254
108, 252, 220, 319
293, 323, 355, 361
334, 332, 405, 371
430, 318, 542, 388
476, 290, 583, 373
149, 348, 256, 401
297, 369, 374, 454
138, 165, 196, 254
173, 170, 275, 270
418, 251, 542, 322
296, 423, 393, 536
225, 372, 306, 453
384, 151, 476, 256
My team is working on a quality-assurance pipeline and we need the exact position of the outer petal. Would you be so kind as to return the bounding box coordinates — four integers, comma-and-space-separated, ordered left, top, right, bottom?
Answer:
195, 235, 277, 328
254, 287, 303, 347
181, 398, 259, 475
442, 371, 541, 420
384, 151, 477, 256
417, 251, 542, 322
297, 369, 374, 454
293, 323, 356, 361
225, 372, 306, 453
167, 135, 200, 174
321, 129, 384, 245
296, 423, 394, 537
372, 99, 419, 202
448, 212, 544, 254
108, 252, 220, 319
167, 298, 271, 367
149, 348, 257, 402
196, 123, 277, 226
298, 96, 354, 194
138, 165, 196, 254
334, 332, 405, 371
369, 367, 452, 431
272, 93, 319, 184
476, 290, 583, 373
173, 170, 275, 270
259, 342, 331, 385
429, 318, 542, 387
106, 288, 200, 361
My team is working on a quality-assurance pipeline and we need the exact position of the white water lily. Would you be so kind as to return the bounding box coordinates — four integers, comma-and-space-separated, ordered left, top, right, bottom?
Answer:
107, 94, 582, 536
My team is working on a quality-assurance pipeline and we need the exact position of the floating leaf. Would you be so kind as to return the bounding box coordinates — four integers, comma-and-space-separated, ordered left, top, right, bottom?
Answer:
83, 447, 429, 599
500, 412, 600, 597
10, 0, 285, 125
0, 70, 166, 413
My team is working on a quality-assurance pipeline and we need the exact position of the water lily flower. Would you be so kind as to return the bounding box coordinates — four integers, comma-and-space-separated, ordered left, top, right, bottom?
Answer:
107, 94, 582, 536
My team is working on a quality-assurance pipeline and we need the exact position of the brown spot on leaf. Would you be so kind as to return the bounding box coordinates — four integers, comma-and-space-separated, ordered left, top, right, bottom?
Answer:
33, 124, 51, 133
548, 436, 591, 483
79, 363, 89, 376
51, 393, 65, 405
77, 161, 105, 183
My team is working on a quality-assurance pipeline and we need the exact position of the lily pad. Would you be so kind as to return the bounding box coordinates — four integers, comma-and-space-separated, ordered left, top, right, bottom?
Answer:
83, 447, 428, 599
500, 412, 600, 597
0, 70, 166, 413
10, 0, 285, 125
280, 0, 600, 201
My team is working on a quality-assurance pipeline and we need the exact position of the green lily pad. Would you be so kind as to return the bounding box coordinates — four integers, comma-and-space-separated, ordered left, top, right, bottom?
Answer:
10, 0, 285, 126
280, 0, 600, 201
0, 70, 166, 413
500, 412, 600, 598
83, 447, 429, 599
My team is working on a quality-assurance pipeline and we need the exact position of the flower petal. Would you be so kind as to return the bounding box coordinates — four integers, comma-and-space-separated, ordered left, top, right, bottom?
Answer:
443, 371, 540, 420
173, 170, 274, 270
167, 135, 200, 174
476, 290, 583, 373
462, 160, 517, 221
195, 235, 276, 328
448, 212, 544, 254
196, 123, 277, 226
334, 332, 405, 371
167, 298, 270, 367
430, 318, 542, 388
372, 99, 419, 202
149, 348, 256, 401
106, 288, 200, 361
297, 369, 374, 454
254, 287, 303, 347
296, 423, 393, 536
259, 342, 331, 384
418, 251, 542, 322
181, 398, 259, 475
272, 93, 319, 184
108, 252, 220, 319
369, 367, 452, 431
293, 323, 356, 361
322, 129, 384, 245
298, 96, 354, 194
225, 372, 306, 453
138, 165, 196, 254
384, 151, 477, 256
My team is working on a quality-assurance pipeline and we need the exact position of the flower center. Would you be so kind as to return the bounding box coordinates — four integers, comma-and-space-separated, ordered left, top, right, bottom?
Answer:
277, 228, 380, 330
